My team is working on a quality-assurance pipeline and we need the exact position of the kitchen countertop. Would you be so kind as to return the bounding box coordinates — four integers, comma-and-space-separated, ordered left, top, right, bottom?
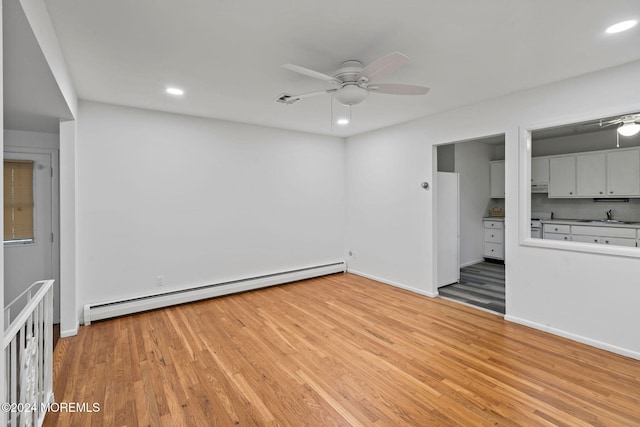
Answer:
483, 217, 505, 221
541, 218, 640, 229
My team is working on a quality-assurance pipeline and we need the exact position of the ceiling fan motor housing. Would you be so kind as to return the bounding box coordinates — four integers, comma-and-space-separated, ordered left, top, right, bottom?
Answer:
334, 60, 364, 83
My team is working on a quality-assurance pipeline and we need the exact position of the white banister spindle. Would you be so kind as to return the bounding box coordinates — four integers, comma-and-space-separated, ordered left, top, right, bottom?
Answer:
3, 280, 55, 427
10, 339, 17, 427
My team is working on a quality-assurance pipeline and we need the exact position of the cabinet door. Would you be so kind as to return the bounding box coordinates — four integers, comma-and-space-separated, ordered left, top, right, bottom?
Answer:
601, 237, 637, 247
483, 242, 504, 259
607, 149, 640, 196
576, 153, 606, 196
484, 228, 503, 243
571, 234, 600, 244
490, 161, 505, 198
531, 157, 549, 184
543, 232, 571, 241
549, 156, 576, 197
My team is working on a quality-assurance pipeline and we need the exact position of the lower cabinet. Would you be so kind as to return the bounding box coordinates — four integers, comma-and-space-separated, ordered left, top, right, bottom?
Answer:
570, 225, 637, 247
483, 219, 504, 260
543, 224, 571, 241
543, 223, 638, 247
544, 232, 571, 241
572, 235, 636, 247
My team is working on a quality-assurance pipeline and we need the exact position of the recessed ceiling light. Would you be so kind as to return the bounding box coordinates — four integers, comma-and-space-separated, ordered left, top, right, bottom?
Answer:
336, 118, 349, 126
166, 87, 184, 96
605, 20, 637, 34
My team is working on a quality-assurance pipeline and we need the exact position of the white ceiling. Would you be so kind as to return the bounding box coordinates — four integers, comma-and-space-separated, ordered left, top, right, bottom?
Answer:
25, 0, 640, 136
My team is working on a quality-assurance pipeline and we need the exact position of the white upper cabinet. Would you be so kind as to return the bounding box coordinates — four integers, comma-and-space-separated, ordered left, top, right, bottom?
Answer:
576, 153, 606, 196
490, 161, 505, 198
549, 156, 576, 197
531, 157, 549, 184
607, 148, 640, 196
547, 147, 640, 198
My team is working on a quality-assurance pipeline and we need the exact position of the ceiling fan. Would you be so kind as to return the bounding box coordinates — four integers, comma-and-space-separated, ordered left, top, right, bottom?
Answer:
276, 52, 430, 107
600, 114, 640, 137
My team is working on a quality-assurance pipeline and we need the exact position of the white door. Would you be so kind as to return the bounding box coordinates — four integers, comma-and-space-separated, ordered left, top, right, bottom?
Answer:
437, 172, 460, 288
4, 152, 57, 321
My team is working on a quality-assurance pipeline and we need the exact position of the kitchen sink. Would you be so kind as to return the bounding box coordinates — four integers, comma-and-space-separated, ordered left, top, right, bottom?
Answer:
562, 219, 640, 225
587, 219, 638, 225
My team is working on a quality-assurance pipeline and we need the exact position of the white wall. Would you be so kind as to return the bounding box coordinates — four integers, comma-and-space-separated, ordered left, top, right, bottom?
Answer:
59, 120, 78, 336
533, 129, 640, 157
4, 129, 58, 150
345, 59, 640, 358
345, 123, 436, 296
0, 4, 5, 416
76, 101, 345, 307
454, 141, 495, 266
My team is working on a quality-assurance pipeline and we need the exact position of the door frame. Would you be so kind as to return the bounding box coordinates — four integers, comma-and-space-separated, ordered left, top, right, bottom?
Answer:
4, 145, 60, 321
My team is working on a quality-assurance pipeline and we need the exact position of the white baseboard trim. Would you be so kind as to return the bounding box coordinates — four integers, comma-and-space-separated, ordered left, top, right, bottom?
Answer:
348, 269, 438, 298
60, 325, 78, 338
460, 258, 484, 268
504, 315, 640, 361
84, 262, 346, 325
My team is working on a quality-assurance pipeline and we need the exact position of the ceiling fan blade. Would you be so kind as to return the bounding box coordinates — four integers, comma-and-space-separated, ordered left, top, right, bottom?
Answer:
358, 52, 409, 83
282, 64, 339, 84
367, 83, 430, 95
599, 120, 620, 128
275, 89, 337, 104
294, 89, 337, 99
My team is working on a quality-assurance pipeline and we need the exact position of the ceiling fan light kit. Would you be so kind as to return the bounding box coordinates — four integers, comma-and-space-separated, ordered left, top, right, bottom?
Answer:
277, 52, 430, 111
334, 84, 369, 106
618, 121, 640, 137
599, 114, 640, 148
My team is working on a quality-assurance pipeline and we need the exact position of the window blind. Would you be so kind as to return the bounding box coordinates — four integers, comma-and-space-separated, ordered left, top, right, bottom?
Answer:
4, 160, 34, 241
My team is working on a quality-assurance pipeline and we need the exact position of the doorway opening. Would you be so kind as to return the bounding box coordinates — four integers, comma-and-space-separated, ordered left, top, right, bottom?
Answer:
4, 141, 60, 343
435, 134, 506, 315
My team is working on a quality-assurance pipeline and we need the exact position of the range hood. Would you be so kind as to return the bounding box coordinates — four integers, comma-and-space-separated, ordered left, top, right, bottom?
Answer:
531, 183, 548, 193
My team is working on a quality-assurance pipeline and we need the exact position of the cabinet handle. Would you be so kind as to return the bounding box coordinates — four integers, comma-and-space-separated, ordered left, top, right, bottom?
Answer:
605, 240, 610, 244
491, 249, 494, 252
564, 236, 569, 240
599, 191, 603, 194
491, 234, 494, 238
610, 191, 614, 194
569, 192, 573, 195
554, 228, 558, 231
594, 239, 598, 243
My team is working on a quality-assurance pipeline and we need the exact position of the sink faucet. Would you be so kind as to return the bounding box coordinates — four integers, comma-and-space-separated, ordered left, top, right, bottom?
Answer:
606, 209, 613, 221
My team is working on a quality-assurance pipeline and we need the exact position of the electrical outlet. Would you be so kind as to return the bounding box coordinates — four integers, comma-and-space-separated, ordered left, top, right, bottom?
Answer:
156, 275, 164, 286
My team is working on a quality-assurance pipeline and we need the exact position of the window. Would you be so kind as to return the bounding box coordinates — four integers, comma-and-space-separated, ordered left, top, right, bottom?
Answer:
4, 160, 35, 243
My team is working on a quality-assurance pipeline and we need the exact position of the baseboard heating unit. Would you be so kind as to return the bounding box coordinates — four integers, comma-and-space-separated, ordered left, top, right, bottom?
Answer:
83, 261, 345, 325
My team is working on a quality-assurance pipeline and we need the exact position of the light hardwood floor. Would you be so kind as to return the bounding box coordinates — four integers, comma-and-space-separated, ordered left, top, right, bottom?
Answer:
45, 273, 640, 426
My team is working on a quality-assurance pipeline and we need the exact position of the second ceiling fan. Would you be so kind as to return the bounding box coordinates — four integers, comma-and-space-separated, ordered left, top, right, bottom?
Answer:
276, 52, 430, 106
